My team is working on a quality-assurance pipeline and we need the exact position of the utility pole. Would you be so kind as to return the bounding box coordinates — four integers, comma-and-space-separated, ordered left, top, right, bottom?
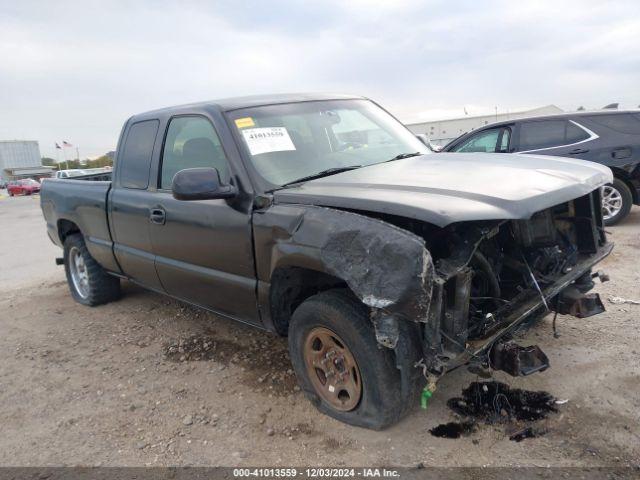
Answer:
61, 147, 69, 170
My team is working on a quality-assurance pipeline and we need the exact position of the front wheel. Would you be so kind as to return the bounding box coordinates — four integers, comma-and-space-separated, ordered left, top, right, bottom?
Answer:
602, 178, 633, 226
288, 289, 411, 429
63, 233, 120, 306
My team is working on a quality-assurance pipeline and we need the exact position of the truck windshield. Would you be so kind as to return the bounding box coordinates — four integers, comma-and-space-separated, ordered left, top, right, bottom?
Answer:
227, 99, 429, 187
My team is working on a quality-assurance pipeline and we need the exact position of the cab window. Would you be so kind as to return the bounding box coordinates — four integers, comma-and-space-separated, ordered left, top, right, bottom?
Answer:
119, 120, 159, 189
160, 116, 230, 190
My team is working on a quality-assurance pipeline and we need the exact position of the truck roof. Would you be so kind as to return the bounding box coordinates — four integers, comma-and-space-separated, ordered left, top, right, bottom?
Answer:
132, 93, 364, 119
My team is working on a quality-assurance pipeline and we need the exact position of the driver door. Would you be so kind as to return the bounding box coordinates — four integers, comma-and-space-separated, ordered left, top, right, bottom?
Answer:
148, 115, 259, 324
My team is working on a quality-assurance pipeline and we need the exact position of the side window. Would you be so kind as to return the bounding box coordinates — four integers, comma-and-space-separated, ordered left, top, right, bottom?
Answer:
119, 120, 159, 189
160, 116, 230, 190
518, 120, 567, 151
566, 121, 590, 143
453, 129, 501, 153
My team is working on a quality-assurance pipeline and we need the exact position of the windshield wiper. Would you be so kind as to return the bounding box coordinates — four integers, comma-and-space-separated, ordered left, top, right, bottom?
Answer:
384, 152, 422, 162
276, 165, 362, 189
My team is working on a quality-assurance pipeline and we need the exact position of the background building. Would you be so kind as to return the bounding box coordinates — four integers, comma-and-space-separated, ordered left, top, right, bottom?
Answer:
0, 140, 54, 183
406, 105, 564, 147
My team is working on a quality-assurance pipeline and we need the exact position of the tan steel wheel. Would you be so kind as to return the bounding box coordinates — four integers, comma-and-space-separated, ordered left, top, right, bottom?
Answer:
303, 327, 362, 411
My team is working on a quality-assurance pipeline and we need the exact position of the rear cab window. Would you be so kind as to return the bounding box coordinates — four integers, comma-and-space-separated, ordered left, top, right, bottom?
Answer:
119, 120, 160, 189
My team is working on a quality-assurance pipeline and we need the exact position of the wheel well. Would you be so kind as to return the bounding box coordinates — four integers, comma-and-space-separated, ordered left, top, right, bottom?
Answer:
269, 267, 348, 336
610, 168, 638, 203
57, 219, 81, 243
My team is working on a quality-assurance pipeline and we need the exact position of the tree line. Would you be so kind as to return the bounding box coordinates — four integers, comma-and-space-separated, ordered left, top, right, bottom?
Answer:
41, 154, 113, 171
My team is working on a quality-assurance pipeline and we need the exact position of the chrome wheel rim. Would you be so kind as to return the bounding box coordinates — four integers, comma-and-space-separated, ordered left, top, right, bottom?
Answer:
303, 327, 362, 411
69, 247, 90, 298
601, 185, 623, 221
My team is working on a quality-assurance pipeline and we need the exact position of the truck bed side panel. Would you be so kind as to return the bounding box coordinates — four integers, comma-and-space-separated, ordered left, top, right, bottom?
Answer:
40, 179, 121, 273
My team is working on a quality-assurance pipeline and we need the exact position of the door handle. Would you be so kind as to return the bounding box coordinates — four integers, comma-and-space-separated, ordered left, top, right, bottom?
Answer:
568, 148, 589, 154
149, 207, 166, 225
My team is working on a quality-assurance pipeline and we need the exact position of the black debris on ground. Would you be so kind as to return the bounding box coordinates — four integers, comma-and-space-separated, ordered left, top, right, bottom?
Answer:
430, 381, 559, 442
429, 421, 476, 439
447, 381, 557, 422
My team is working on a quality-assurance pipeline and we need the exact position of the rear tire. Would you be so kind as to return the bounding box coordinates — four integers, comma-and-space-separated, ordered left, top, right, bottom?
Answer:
288, 289, 412, 429
63, 233, 120, 306
602, 178, 632, 226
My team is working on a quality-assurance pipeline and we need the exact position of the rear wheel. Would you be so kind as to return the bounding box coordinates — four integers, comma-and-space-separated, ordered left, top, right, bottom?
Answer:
63, 233, 120, 306
602, 178, 632, 226
288, 289, 411, 429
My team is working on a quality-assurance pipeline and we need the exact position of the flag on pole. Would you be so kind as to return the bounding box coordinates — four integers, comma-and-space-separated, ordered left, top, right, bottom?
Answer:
55, 142, 62, 149
63, 141, 73, 147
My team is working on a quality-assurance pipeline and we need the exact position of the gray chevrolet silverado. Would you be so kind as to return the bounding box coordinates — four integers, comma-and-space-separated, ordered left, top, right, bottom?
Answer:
41, 94, 613, 429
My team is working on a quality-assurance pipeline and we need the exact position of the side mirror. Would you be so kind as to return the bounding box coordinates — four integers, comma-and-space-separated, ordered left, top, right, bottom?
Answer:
172, 167, 236, 201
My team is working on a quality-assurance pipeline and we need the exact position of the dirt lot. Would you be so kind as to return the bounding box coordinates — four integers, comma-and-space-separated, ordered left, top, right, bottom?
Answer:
0, 195, 639, 467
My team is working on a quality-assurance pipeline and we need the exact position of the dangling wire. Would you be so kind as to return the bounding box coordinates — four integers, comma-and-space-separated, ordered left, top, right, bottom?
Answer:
521, 252, 549, 311
552, 297, 560, 338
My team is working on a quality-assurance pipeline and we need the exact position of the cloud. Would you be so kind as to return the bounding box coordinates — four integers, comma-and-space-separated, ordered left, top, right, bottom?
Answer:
0, 0, 639, 158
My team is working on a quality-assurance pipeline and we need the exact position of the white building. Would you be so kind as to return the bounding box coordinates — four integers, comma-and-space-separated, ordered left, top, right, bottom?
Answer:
0, 140, 54, 182
406, 105, 564, 147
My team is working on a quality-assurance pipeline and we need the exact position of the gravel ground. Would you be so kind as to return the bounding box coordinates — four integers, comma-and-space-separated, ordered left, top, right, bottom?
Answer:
0, 196, 638, 467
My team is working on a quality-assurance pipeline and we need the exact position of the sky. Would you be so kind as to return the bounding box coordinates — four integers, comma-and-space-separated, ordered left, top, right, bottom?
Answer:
1, 0, 639, 159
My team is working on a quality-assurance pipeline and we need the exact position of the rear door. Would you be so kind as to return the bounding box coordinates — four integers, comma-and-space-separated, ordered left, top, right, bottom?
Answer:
148, 114, 259, 324
109, 119, 164, 291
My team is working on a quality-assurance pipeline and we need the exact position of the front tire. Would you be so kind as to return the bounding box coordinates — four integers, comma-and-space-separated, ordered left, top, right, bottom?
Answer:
288, 289, 411, 429
602, 178, 632, 226
63, 233, 120, 306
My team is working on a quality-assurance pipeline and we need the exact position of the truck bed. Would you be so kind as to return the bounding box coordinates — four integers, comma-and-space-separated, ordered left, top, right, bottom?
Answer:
40, 179, 120, 273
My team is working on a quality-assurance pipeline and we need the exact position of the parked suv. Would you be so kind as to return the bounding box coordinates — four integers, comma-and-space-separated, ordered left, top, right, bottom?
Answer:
442, 111, 640, 225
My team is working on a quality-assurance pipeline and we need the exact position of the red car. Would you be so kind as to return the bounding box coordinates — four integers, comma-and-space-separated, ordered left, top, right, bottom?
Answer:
7, 178, 41, 196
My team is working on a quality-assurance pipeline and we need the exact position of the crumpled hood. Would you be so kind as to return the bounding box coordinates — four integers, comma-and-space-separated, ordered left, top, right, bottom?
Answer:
273, 152, 613, 227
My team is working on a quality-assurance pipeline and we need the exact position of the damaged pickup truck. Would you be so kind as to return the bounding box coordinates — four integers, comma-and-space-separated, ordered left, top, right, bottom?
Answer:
40, 94, 613, 429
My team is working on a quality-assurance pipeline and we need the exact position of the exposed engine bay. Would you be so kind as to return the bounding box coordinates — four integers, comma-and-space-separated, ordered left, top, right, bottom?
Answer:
415, 188, 611, 376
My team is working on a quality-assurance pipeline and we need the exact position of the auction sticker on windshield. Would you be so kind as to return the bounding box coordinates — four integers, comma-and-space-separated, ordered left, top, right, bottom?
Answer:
241, 127, 296, 155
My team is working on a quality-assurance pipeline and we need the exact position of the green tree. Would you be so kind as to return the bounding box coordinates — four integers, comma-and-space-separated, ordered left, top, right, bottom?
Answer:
85, 155, 113, 168
41, 157, 59, 169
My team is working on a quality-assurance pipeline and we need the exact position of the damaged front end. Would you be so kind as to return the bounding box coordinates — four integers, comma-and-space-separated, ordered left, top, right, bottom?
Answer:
257, 187, 612, 393
419, 188, 612, 377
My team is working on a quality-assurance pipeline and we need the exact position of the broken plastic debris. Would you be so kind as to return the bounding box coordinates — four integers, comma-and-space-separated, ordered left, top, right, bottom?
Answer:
555, 398, 569, 405
607, 296, 640, 305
